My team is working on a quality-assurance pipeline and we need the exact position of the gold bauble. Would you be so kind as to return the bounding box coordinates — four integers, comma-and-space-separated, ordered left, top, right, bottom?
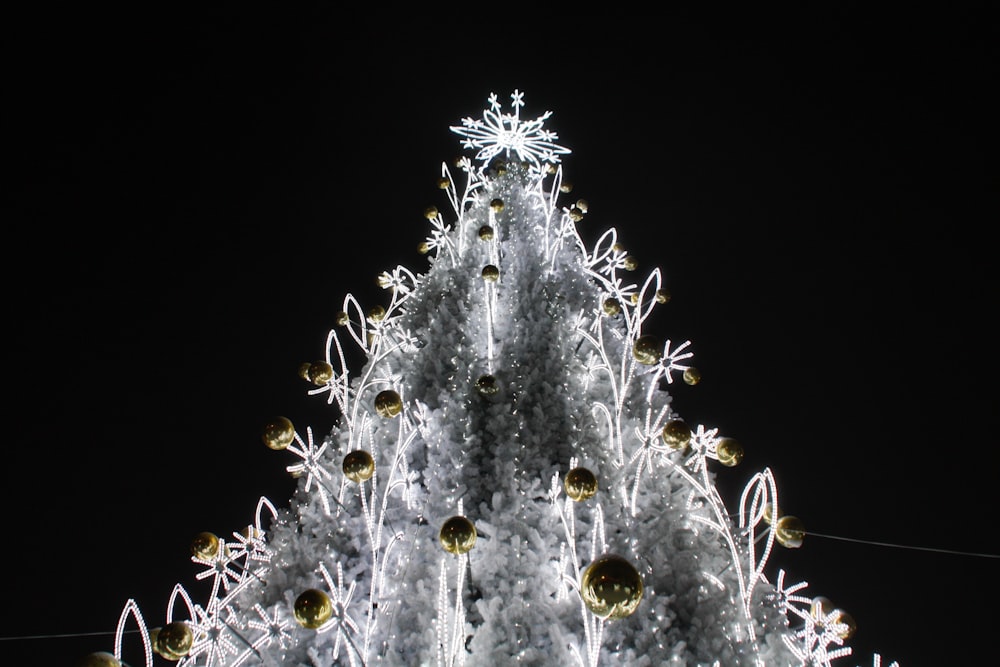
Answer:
239, 524, 260, 540
367, 305, 386, 322
478, 225, 494, 240
831, 609, 857, 639
602, 298, 621, 316
297, 362, 311, 381
482, 264, 500, 282
437, 176, 451, 189
569, 207, 584, 222
661, 419, 691, 451
294, 589, 333, 629
612, 243, 626, 252
374, 389, 403, 418
682, 367, 701, 385
149, 627, 161, 654
762, 502, 779, 525
559, 180, 573, 193
439, 515, 477, 554
475, 374, 499, 396
575, 199, 589, 213
491, 160, 507, 175
810, 596, 835, 620
715, 437, 744, 466
417, 241, 430, 254
77, 653, 121, 667
155, 621, 193, 660
564, 467, 598, 501
490, 198, 504, 212
335, 311, 349, 326
307, 360, 334, 386
623, 256, 638, 271
655, 288, 671, 304
775, 515, 806, 548
342, 449, 375, 483
191, 532, 220, 560
262, 416, 295, 450
580, 554, 643, 619
632, 335, 662, 365
424, 205, 438, 220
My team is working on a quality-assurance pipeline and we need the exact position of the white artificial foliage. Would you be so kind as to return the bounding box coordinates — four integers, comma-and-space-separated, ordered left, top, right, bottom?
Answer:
101, 91, 897, 667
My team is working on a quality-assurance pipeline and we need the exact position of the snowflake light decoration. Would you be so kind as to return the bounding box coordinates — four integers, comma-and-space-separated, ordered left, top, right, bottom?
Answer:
450, 90, 571, 173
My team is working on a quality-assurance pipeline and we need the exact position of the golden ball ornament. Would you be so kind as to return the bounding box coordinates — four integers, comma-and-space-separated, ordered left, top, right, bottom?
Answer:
294, 588, 333, 629
810, 596, 835, 620
564, 467, 598, 501
661, 419, 692, 451
374, 389, 403, 418
262, 415, 295, 450
630, 293, 640, 305
149, 626, 160, 653
437, 176, 451, 189
424, 205, 439, 220
335, 311, 350, 326
715, 437, 744, 466
682, 367, 701, 385
559, 180, 573, 193
342, 449, 375, 483
475, 374, 499, 396
775, 515, 806, 548
580, 554, 644, 619
77, 653, 121, 667
575, 199, 589, 213
831, 609, 857, 639
190, 531, 220, 560
613, 243, 626, 253
490, 198, 504, 212
155, 621, 194, 660
297, 362, 311, 381
439, 515, 477, 555
307, 360, 334, 386
623, 255, 638, 271
367, 305, 386, 322
482, 264, 500, 282
491, 160, 508, 175
762, 502, 779, 525
569, 206, 584, 222
239, 524, 260, 541
655, 288, 671, 304
602, 298, 621, 316
632, 335, 662, 365
478, 225, 494, 240
417, 241, 431, 254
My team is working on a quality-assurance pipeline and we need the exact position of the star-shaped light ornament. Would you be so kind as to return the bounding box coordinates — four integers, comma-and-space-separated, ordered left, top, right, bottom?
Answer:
450, 90, 571, 175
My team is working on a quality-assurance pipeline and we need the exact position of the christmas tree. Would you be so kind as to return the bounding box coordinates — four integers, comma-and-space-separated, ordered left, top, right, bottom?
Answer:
78, 91, 898, 667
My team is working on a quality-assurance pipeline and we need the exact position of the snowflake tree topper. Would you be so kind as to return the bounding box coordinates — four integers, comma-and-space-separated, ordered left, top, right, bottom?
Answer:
450, 90, 571, 173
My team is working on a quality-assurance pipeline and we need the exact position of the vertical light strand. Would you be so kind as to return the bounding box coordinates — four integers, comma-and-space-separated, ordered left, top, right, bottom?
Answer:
484, 278, 496, 374
484, 201, 501, 374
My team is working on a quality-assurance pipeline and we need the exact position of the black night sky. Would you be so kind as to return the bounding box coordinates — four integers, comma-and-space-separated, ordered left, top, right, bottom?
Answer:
3, 6, 996, 665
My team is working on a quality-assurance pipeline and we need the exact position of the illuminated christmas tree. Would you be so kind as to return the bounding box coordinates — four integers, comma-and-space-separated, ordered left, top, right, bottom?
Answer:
79, 91, 897, 667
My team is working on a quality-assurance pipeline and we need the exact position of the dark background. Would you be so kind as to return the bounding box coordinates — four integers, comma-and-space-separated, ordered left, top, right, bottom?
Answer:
3, 5, 996, 665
